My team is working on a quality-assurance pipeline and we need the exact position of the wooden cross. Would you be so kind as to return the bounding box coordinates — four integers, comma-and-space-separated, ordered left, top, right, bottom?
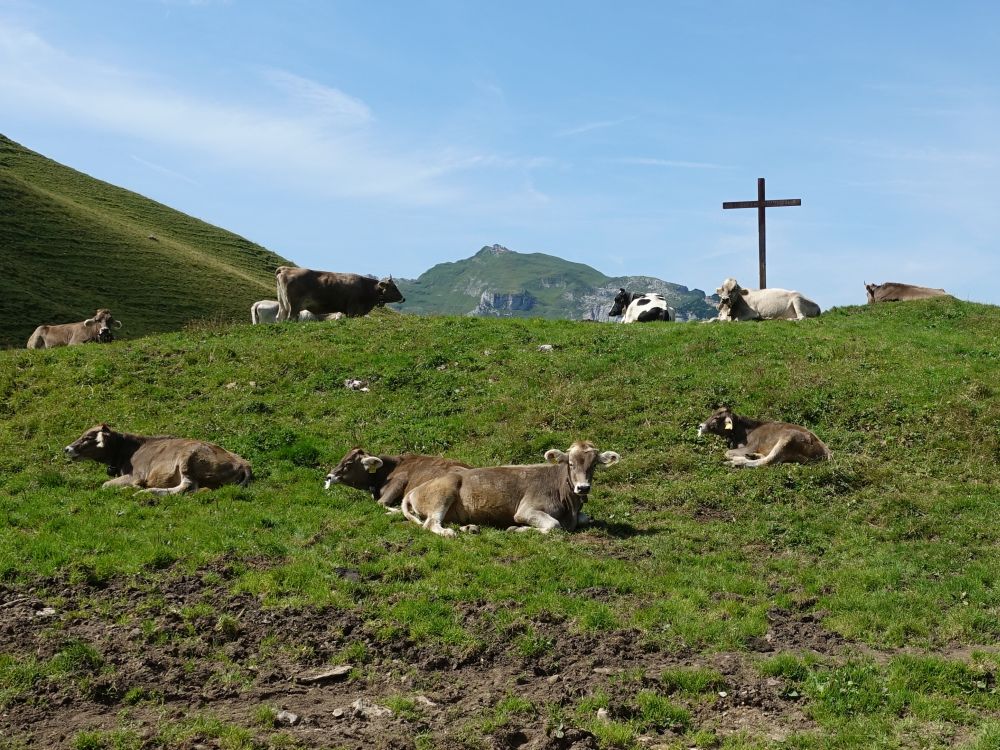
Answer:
723, 177, 801, 288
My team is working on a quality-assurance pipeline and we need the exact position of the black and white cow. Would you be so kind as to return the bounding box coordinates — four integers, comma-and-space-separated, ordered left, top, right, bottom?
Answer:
608, 289, 676, 323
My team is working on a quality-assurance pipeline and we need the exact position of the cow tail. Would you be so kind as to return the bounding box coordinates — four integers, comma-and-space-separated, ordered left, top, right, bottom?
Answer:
239, 464, 254, 487
400, 491, 423, 525
26, 327, 45, 349
251, 303, 260, 325
275, 268, 290, 321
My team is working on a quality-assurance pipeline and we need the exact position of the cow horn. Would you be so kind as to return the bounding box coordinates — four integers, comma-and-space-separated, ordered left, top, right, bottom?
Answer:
84, 316, 96, 325
113, 319, 123, 329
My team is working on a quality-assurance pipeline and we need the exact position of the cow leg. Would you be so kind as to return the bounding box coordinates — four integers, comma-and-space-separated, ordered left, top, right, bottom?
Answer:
724, 447, 754, 459
727, 437, 792, 468
422, 508, 456, 537
138, 476, 197, 496
101, 474, 137, 489
511, 508, 562, 533
376, 477, 408, 509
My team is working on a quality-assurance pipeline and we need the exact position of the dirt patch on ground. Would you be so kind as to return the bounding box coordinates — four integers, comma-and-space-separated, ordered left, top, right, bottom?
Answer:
0, 562, 846, 749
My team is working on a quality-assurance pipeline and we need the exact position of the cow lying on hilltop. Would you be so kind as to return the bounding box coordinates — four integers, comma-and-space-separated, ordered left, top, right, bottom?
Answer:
608, 289, 676, 322
324, 448, 471, 510
698, 407, 831, 468
64, 424, 252, 495
715, 278, 820, 321
27, 309, 121, 349
275, 266, 404, 321
864, 282, 950, 304
401, 441, 620, 536
251, 300, 344, 324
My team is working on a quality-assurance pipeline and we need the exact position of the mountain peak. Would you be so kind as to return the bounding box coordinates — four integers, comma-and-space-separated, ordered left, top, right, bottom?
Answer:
477, 244, 514, 257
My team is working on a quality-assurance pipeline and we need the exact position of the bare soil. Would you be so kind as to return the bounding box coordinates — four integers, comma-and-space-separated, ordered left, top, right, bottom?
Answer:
0, 561, 852, 749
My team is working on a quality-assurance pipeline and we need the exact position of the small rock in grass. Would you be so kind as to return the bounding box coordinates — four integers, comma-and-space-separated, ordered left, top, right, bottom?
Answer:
537, 344, 555, 352
275, 710, 299, 726
596, 707, 609, 721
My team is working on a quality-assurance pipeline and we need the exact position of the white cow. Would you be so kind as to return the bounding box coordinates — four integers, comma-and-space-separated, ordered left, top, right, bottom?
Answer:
251, 300, 344, 324
715, 278, 820, 321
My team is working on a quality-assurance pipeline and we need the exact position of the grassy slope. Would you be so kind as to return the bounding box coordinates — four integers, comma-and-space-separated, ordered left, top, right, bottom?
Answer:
0, 135, 288, 348
1, 299, 999, 747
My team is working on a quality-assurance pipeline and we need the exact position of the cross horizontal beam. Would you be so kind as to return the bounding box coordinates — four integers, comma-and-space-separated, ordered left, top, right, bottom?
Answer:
722, 198, 802, 209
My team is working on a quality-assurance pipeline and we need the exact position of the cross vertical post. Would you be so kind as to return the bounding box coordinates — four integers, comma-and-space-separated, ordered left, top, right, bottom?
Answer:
757, 177, 766, 288
723, 178, 801, 289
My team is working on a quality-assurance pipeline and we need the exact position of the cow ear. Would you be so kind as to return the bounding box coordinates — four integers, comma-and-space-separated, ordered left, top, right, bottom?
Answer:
598, 451, 620, 467
544, 449, 568, 464
724, 416, 734, 430
739, 288, 750, 296
361, 456, 383, 473
99, 423, 111, 433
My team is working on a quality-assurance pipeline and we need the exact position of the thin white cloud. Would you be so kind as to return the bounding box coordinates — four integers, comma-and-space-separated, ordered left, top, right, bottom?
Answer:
557, 117, 634, 137
261, 69, 372, 126
615, 157, 730, 170
0, 21, 532, 204
130, 154, 198, 184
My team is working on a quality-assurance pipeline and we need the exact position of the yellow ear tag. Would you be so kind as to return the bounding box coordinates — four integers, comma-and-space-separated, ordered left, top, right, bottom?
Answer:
724, 417, 734, 430
367, 464, 378, 474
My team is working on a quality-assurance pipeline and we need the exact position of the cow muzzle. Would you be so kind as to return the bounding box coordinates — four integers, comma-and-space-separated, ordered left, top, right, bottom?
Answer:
574, 482, 591, 495
323, 475, 338, 490
64, 445, 78, 459
697, 423, 707, 436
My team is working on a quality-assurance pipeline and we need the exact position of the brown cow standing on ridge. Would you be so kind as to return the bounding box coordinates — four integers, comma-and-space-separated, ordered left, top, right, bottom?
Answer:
275, 266, 404, 321
64, 424, 252, 495
698, 407, 831, 468
323, 448, 472, 510
27, 309, 121, 349
865, 282, 950, 303
401, 441, 620, 536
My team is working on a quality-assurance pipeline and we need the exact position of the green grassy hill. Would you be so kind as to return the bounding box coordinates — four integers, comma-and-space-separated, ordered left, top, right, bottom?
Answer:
398, 244, 719, 320
0, 134, 289, 348
1, 300, 998, 748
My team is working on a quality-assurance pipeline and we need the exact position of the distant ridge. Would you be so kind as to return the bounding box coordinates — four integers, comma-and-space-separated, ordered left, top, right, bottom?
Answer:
0, 134, 289, 348
396, 244, 718, 321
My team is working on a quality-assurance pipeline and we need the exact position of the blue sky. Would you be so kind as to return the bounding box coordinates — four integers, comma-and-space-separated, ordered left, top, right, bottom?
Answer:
2, 1, 998, 307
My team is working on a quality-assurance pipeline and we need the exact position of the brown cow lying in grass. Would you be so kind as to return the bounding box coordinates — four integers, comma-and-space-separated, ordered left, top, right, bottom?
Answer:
323, 448, 471, 511
698, 407, 831, 468
27, 309, 121, 348
401, 441, 620, 536
64, 424, 252, 495
864, 282, 950, 303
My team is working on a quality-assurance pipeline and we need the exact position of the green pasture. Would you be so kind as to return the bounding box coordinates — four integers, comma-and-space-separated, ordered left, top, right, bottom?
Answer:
1, 299, 998, 748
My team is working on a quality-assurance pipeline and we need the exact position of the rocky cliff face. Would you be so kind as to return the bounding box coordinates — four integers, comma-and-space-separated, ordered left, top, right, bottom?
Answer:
472, 290, 537, 315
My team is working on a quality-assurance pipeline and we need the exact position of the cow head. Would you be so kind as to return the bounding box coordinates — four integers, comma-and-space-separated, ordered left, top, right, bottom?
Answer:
85, 309, 121, 342
697, 407, 736, 437
864, 283, 878, 304
376, 277, 405, 305
65, 423, 116, 461
324, 448, 384, 490
715, 278, 747, 307
544, 441, 620, 495
608, 288, 632, 318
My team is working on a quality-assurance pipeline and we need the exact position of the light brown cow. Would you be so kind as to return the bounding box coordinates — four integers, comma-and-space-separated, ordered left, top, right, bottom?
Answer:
864, 282, 950, 304
698, 407, 831, 468
323, 448, 471, 510
275, 266, 404, 321
400, 441, 620, 536
27, 309, 121, 349
64, 424, 252, 495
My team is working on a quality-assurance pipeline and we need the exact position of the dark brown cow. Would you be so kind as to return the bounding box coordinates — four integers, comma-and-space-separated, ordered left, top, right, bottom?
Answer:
64, 424, 252, 495
698, 407, 831, 468
323, 448, 471, 510
865, 282, 950, 304
275, 266, 404, 321
27, 309, 121, 349
401, 441, 620, 536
